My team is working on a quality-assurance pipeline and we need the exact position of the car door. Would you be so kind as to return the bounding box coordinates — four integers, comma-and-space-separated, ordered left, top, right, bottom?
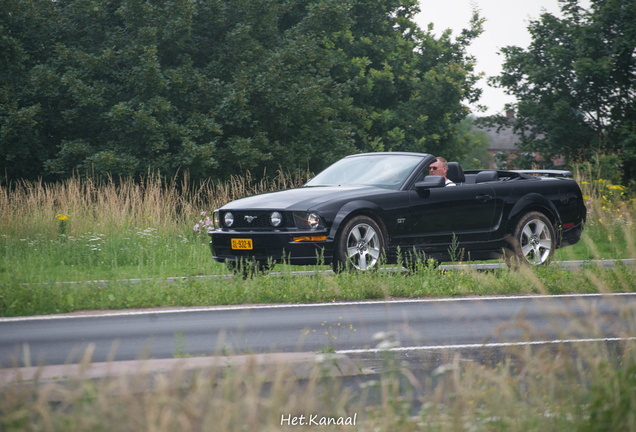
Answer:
399, 182, 497, 253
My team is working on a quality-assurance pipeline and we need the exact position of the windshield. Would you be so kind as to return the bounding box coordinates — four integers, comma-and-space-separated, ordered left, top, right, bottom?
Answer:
305, 155, 424, 188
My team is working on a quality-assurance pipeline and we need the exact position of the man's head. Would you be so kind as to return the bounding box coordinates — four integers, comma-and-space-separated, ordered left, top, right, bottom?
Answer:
429, 157, 448, 180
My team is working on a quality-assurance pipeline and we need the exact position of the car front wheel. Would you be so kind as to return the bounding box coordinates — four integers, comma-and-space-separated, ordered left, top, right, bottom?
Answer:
332, 216, 385, 272
507, 211, 555, 267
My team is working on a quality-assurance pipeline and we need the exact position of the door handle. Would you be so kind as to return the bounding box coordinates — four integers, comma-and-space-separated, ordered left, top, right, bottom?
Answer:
476, 194, 493, 202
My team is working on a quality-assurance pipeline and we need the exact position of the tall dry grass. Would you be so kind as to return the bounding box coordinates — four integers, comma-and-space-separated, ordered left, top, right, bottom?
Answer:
1, 320, 635, 431
0, 169, 312, 238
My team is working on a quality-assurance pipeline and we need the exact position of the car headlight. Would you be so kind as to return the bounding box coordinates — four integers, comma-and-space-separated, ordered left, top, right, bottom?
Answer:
224, 212, 234, 227
213, 211, 221, 228
308, 213, 320, 229
293, 212, 323, 229
270, 211, 283, 227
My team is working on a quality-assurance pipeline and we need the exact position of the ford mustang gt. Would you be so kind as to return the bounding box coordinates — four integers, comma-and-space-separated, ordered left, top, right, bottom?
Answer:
209, 152, 586, 271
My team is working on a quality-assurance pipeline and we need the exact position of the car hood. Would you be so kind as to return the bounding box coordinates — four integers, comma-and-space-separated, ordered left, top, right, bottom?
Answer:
220, 186, 393, 211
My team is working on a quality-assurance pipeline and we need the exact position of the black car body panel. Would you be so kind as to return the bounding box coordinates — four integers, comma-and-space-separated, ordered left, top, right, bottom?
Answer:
209, 153, 586, 266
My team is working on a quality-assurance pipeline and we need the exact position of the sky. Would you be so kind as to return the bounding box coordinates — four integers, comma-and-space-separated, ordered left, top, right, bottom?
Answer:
414, 0, 591, 116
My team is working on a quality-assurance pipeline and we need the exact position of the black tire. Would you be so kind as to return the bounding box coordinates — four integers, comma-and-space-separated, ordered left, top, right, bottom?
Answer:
332, 216, 385, 273
226, 259, 275, 278
506, 211, 556, 268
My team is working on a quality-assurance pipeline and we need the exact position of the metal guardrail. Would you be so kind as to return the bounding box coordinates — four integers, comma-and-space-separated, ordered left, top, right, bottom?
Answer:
21, 259, 635, 286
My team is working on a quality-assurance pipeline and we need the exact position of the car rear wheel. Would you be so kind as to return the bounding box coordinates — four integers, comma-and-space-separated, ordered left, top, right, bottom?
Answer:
332, 216, 385, 273
507, 211, 555, 267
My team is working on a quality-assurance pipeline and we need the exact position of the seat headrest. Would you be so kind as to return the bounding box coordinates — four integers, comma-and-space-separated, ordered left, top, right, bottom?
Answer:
475, 170, 499, 183
446, 162, 465, 184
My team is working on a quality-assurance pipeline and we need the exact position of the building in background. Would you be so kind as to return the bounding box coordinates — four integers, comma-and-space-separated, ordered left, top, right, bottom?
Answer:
473, 111, 563, 169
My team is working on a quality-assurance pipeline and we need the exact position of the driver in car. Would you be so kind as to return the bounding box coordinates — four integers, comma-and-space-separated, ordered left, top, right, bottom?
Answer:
428, 157, 456, 187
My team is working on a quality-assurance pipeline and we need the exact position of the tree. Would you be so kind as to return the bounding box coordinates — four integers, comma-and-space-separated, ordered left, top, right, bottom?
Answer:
329, 0, 485, 161
1, 0, 484, 183
457, 116, 492, 169
488, 0, 636, 183
0, 0, 60, 181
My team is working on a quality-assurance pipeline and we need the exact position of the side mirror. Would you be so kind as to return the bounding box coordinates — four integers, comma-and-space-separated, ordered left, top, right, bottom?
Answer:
414, 176, 445, 189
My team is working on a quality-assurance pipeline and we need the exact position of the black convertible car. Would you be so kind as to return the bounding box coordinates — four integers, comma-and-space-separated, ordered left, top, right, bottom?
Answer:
209, 152, 586, 271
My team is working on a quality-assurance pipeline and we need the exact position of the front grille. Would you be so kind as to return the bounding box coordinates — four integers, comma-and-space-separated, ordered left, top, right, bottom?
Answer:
223, 211, 284, 229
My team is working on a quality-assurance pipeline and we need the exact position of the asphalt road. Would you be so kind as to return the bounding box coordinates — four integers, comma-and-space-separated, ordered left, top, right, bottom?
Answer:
1, 293, 635, 367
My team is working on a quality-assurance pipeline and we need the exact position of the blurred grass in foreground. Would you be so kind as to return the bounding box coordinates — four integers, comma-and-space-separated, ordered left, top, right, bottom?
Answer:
1, 307, 635, 431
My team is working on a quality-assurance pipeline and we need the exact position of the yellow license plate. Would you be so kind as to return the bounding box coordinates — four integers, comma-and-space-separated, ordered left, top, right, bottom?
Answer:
231, 239, 253, 250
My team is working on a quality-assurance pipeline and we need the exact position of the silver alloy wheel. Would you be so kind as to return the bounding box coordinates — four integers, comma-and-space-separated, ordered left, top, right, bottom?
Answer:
345, 223, 381, 270
519, 218, 553, 265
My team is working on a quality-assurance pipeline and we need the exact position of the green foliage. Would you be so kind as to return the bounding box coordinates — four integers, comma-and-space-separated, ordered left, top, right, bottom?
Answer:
578, 153, 624, 186
487, 0, 636, 183
457, 116, 492, 169
1, 0, 484, 183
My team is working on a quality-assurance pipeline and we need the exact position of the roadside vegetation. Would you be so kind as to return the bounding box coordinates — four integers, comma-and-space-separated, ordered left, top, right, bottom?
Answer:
2, 260, 636, 317
1, 166, 635, 318
2, 311, 635, 431
0, 170, 310, 283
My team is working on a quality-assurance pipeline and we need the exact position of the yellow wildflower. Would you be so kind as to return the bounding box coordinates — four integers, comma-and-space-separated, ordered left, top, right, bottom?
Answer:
55, 214, 70, 221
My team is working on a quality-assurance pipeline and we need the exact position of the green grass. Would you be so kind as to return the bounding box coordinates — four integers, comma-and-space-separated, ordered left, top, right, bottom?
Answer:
0, 171, 309, 283
0, 228, 225, 284
2, 260, 635, 317
554, 216, 636, 261
2, 206, 634, 284
1, 218, 632, 287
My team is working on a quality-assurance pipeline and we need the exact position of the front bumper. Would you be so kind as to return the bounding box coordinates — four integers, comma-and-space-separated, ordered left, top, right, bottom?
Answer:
209, 229, 334, 265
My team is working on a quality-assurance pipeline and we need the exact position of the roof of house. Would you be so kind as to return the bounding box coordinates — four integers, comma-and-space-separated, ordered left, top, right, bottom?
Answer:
477, 124, 521, 152
471, 113, 522, 152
